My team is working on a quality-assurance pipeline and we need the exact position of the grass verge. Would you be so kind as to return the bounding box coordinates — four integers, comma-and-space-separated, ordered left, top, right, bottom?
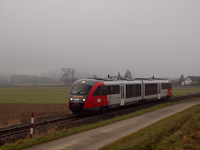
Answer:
101, 103, 200, 150
1, 98, 200, 150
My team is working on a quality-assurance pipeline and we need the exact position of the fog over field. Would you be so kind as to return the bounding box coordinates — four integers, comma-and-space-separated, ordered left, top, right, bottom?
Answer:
0, 0, 200, 78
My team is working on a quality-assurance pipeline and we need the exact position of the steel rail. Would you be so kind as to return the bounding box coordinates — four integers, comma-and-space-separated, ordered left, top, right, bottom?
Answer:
0, 114, 82, 145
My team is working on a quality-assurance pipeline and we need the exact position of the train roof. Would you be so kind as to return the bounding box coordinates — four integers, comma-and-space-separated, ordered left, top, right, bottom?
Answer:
73, 78, 170, 86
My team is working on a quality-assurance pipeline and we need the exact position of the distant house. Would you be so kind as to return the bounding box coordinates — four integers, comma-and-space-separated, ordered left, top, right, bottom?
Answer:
183, 76, 200, 85
110, 76, 118, 80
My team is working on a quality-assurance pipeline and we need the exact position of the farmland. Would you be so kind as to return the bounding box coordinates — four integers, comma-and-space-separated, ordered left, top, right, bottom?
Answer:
0, 86, 70, 103
0, 85, 200, 128
0, 86, 71, 128
172, 86, 200, 96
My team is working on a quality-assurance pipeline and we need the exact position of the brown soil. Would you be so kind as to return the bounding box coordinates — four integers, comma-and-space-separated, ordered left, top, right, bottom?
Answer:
0, 103, 72, 128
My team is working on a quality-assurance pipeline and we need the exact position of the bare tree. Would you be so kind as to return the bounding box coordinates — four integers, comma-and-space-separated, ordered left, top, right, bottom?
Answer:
60, 68, 76, 85
61, 68, 71, 85
117, 72, 121, 80
124, 69, 133, 80
179, 74, 184, 85
71, 68, 76, 83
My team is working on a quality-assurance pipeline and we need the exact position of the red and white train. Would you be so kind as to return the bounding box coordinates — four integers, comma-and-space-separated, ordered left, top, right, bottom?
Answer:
68, 78, 172, 113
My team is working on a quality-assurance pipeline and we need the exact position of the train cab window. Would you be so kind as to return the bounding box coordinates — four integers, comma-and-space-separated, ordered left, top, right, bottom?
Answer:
162, 83, 167, 89
126, 84, 141, 98
70, 84, 92, 95
162, 83, 172, 89
168, 83, 172, 89
93, 86, 107, 96
145, 84, 157, 96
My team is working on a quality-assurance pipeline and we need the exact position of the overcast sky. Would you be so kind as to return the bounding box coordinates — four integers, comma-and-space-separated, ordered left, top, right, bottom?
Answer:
0, 0, 200, 78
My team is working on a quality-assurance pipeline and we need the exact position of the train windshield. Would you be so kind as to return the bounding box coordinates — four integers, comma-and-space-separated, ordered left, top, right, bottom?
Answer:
70, 84, 92, 95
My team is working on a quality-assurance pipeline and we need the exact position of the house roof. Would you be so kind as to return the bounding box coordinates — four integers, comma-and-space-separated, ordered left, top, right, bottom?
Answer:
187, 76, 200, 82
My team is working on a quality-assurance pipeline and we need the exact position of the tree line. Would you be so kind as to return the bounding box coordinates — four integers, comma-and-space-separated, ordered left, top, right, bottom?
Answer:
0, 68, 133, 85
0, 75, 58, 85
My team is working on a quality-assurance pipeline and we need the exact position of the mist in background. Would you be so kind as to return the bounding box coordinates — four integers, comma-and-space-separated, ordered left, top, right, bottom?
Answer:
0, 0, 200, 79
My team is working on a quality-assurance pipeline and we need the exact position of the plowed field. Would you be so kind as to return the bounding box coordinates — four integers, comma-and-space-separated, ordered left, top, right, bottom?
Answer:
0, 103, 71, 128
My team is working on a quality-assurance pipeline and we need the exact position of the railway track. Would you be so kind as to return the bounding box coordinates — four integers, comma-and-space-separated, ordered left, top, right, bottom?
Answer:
0, 94, 200, 146
0, 114, 89, 146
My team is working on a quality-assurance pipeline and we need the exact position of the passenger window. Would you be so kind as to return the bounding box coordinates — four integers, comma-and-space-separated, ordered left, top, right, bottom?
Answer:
145, 84, 157, 95
126, 84, 141, 98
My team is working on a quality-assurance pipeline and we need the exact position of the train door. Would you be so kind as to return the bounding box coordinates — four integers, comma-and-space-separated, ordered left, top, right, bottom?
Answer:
141, 82, 145, 100
120, 85, 125, 106
158, 83, 161, 99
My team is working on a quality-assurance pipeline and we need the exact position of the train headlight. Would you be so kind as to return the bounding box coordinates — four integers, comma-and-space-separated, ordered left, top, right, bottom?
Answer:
83, 99, 86, 102
70, 98, 73, 101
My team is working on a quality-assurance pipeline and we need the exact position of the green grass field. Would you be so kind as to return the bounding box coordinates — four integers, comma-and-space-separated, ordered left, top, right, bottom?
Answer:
172, 86, 200, 96
0, 86, 70, 103
0, 86, 200, 104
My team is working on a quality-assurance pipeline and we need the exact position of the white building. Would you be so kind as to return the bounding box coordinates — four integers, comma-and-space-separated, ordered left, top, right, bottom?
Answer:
183, 76, 200, 85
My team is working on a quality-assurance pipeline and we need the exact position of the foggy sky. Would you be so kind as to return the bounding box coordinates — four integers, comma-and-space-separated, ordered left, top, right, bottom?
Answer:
0, 0, 200, 78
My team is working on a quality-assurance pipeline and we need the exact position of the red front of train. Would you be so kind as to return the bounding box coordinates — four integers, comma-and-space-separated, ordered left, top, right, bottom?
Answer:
68, 79, 108, 113
167, 80, 172, 96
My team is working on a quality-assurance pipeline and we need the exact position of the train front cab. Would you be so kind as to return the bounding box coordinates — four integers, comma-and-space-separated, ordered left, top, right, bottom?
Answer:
166, 80, 172, 98
68, 79, 109, 113
159, 80, 172, 99
69, 80, 130, 113
68, 80, 94, 113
